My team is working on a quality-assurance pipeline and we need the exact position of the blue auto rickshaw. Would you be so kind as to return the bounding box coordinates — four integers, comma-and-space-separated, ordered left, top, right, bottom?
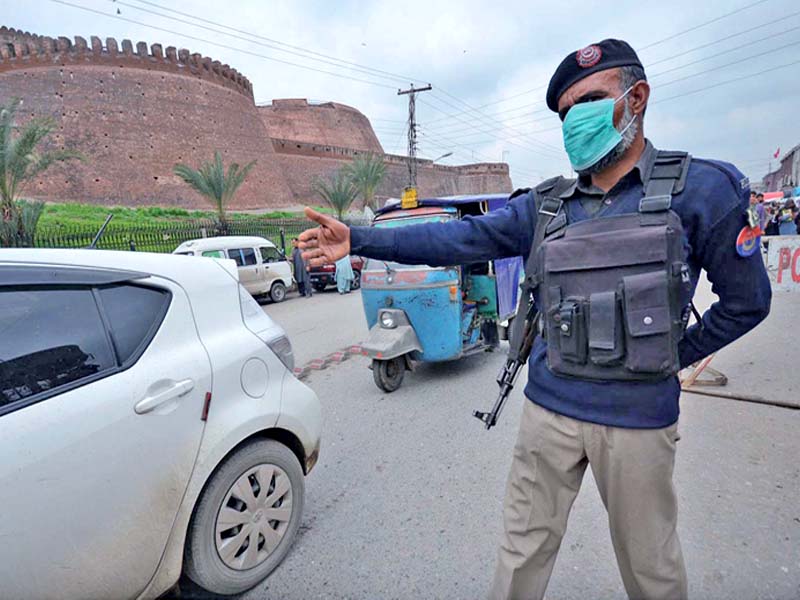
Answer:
360, 193, 523, 392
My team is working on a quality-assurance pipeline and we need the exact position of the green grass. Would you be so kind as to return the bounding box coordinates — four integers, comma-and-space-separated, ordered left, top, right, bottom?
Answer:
37, 202, 324, 230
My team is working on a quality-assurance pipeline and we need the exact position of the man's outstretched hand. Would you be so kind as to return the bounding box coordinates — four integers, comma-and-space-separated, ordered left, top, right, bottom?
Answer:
299, 207, 351, 267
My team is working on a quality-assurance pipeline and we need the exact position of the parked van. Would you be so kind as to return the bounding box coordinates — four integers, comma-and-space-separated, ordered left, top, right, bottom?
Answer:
174, 236, 293, 302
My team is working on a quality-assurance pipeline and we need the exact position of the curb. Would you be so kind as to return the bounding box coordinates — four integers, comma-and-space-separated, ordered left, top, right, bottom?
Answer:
293, 343, 364, 381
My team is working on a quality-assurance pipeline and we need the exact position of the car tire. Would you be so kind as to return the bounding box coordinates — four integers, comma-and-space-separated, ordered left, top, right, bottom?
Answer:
270, 281, 287, 303
372, 357, 405, 392
184, 440, 305, 596
350, 270, 361, 290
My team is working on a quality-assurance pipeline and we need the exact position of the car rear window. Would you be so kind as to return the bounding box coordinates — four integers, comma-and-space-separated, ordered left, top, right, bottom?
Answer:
98, 284, 171, 365
0, 288, 116, 408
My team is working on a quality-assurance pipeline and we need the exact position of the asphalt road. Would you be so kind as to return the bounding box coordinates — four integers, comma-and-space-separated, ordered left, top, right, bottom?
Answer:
245, 288, 800, 600
262, 287, 368, 367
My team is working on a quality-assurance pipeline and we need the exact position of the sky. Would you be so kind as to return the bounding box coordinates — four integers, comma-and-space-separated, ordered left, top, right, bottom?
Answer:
6, 0, 800, 188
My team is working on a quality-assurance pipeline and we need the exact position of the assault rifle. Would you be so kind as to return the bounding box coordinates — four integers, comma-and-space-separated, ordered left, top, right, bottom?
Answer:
473, 299, 540, 430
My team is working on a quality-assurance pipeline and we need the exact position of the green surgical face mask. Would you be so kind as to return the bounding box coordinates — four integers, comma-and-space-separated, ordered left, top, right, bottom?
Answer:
561, 87, 636, 172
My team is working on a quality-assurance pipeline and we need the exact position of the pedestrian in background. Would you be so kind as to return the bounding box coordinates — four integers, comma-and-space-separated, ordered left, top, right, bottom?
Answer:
765, 202, 780, 236
756, 193, 768, 232
778, 199, 797, 236
291, 238, 313, 297
334, 254, 355, 294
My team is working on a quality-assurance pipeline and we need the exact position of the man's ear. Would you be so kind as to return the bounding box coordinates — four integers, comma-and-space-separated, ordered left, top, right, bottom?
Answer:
630, 80, 650, 116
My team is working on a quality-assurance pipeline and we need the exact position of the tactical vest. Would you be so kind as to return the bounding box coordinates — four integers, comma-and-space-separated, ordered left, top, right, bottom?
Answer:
514, 151, 694, 382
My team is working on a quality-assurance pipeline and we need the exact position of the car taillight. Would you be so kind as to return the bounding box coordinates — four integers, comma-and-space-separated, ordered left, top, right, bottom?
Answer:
267, 335, 295, 372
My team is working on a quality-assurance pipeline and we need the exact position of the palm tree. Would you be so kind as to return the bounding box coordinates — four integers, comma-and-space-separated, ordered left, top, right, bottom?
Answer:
312, 171, 358, 220
173, 151, 256, 228
342, 153, 386, 211
0, 98, 82, 247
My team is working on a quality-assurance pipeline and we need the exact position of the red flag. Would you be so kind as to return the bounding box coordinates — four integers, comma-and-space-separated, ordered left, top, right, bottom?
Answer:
773, 147, 780, 158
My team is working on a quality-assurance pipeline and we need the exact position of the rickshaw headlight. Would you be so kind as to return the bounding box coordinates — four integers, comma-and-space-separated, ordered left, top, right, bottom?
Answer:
380, 311, 397, 329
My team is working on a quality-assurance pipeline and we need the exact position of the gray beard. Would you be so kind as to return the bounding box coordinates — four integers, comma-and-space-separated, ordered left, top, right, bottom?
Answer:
577, 100, 639, 177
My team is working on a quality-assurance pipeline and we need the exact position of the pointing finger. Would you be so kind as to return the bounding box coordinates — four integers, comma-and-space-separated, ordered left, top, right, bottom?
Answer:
305, 207, 336, 228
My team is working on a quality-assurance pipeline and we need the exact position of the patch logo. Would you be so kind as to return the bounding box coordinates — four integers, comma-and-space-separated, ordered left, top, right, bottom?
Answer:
576, 45, 603, 68
735, 226, 760, 257
739, 176, 749, 190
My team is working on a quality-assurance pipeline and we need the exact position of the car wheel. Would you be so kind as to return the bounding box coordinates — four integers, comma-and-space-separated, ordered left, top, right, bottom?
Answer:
312, 282, 326, 292
184, 440, 305, 596
372, 357, 405, 392
350, 270, 361, 290
270, 281, 287, 303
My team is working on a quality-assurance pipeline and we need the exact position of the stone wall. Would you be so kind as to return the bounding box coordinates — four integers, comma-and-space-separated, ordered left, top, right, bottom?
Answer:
271, 139, 511, 203
259, 99, 383, 153
0, 25, 512, 209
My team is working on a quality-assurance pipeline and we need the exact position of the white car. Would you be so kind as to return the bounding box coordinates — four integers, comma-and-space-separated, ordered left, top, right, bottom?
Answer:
174, 236, 294, 303
0, 249, 321, 599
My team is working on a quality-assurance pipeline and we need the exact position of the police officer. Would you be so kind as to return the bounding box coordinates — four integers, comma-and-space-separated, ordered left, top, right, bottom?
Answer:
299, 39, 771, 600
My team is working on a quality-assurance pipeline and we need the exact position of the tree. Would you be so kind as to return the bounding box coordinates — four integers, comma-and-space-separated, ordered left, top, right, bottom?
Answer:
312, 171, 358, 220
173, 151, 255, 227
342, 153, 386, 211
0, 98, 82, 247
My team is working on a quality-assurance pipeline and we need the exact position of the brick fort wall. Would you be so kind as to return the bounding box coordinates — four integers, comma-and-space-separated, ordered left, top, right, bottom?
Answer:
260, 99, 384, 153
0, 26, 512, 210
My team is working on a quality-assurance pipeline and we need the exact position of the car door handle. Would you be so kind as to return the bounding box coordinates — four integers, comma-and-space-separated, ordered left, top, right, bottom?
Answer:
135, 379, 195, 414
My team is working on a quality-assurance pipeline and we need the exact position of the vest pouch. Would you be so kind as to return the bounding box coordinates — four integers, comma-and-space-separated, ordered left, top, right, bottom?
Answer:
588, 291, 625, 366
553, 298, 588, 365
622, 271, 674, 374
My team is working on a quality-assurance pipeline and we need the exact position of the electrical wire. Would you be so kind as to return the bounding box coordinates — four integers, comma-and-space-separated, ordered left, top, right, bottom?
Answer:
636, 0, 772, 50
48, 0, 398, 89
112, 0, 420, 86
123, 0, 425, 84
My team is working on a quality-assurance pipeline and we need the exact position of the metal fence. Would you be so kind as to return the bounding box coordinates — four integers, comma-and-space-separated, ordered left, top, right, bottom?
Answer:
33, 216, 367, 254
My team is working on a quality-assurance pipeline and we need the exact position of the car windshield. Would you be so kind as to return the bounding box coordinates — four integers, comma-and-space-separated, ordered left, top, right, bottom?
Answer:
366, 215, 451, 271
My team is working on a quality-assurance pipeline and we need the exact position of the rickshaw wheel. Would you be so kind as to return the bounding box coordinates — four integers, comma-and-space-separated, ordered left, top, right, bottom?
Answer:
373, 357, 405, 392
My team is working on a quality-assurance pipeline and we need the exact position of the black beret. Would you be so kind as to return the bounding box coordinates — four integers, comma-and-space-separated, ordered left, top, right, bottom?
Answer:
546, 39, 644, 112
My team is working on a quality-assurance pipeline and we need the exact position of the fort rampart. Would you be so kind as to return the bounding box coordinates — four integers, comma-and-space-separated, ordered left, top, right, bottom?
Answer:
0, 26, 512, 210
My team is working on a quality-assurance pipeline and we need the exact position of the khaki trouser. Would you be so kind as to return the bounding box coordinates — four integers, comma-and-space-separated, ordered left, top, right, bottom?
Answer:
489, 401, 687, 600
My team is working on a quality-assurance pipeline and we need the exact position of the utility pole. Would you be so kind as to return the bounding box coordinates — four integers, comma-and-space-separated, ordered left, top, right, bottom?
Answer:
397, 84, 432, 191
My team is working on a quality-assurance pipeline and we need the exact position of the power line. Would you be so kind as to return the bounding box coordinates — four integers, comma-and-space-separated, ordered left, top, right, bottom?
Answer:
113, 0, 421, 86
655, 38, 800, 89
637, 0, 772, 50
649, 22, 800, 78
647, 8, 800, 67
652, 57, 800, 104
54, 0, 553, 169
430, 17, 800, 133
431, 36, 800, 143
424, 92, 564, 156
121, 0, 424, 85
49, 0, 398, 89
422, 1, 786, 132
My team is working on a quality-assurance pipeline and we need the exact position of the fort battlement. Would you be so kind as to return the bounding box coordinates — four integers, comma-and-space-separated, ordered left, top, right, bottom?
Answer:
0, 25, 511, 209
0, 26, 253, 99
270, 137, 509, 175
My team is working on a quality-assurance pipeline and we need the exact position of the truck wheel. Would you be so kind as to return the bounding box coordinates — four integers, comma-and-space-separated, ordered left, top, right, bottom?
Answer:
372, 357, 405, 392
350, 270, 361, 290
270, 281, 286, 303
184, 440, 305, 596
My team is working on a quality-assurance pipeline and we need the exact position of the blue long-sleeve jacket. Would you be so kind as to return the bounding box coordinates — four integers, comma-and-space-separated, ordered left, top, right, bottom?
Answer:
351, 154, 772, 428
